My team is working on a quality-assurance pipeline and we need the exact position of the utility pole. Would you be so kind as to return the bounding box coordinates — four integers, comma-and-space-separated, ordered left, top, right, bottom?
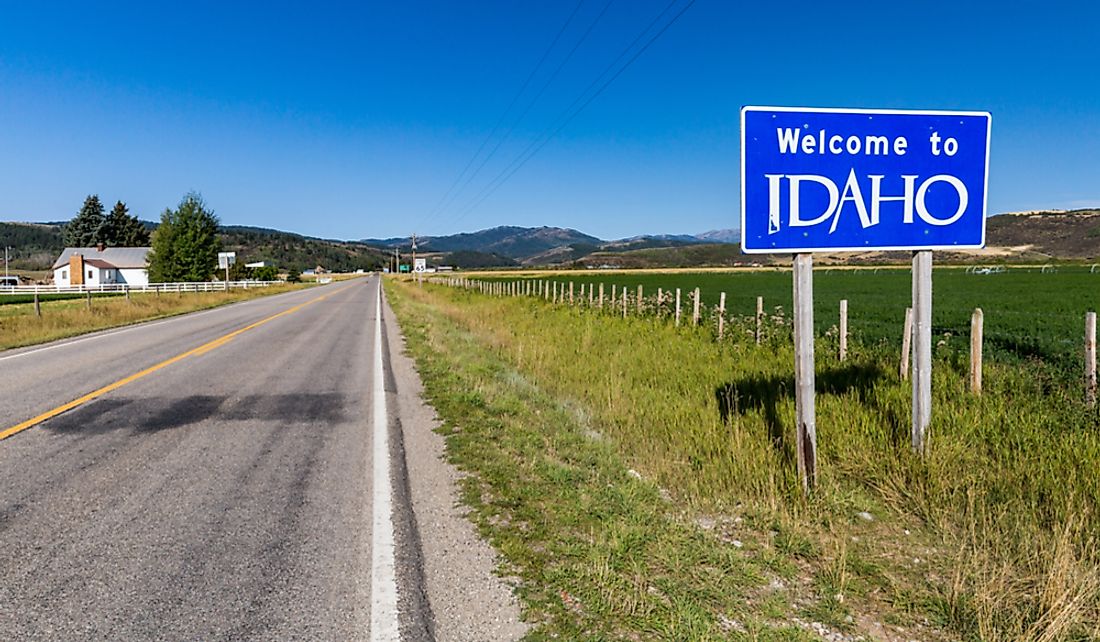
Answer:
4, 246, 9, 279
411, 233, 418, 279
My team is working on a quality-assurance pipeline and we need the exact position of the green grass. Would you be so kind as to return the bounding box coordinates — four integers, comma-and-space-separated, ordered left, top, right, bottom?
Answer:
389, 275, 1100, 641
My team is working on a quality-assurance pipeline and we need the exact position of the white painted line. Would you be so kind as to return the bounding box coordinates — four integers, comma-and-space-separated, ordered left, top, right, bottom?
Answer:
371, 277, 401, 641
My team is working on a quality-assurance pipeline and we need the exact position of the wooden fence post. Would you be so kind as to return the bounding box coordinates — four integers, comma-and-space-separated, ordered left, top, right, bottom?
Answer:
1087, 311, 1097, 406
692, 287, 701, 326
589, 283, 594, 306
622, 288, 627, 318
657, 288, 663, 318
901, 307, 913, 380
755, 296, 763, 345
839, 299, 848, 361
599, 283, 604, 308
34, 291, 41, 317
675, 288, 682, 327
570, 282, 574, 305
611, 284, 617, 305
637, 285, 643, 315
970, 308, 983, 395
86, 290, 91, 309
718, 292, 726, 340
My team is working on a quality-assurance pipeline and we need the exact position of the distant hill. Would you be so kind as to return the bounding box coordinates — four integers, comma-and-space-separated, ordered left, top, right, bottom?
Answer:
574, 243, 758, 269
0, 222, 66, 269
217, 226, 388, 272
364, 225, 729, 265
365, 226, 604, 261
982, 210, 1100, 260
694, 228, 740, 244
0, 221, 388, 272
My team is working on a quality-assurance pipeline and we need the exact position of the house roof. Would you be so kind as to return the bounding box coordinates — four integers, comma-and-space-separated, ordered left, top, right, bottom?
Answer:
83, 258, 117, 269
53, 247, 151, 270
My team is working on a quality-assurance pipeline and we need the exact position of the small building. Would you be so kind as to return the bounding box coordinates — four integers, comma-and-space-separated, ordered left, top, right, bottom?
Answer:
53, 246, 151, 287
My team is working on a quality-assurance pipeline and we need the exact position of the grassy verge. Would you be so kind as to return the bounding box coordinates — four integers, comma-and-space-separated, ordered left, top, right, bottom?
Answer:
387, 278, 1100, 641
0, 284, 310, 351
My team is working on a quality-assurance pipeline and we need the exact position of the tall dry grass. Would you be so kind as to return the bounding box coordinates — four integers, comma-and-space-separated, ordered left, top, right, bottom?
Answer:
0, 285, 305, 351
406, 278, 1100, 640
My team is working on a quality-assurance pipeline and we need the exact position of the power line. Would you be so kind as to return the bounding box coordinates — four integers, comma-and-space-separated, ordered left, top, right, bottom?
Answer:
421, 0, 588, 225
426, 0, 618, 223
445, 0, 697, 227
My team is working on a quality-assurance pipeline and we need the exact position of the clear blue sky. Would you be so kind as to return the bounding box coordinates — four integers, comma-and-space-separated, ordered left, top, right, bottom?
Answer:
1, 1, 1097, 241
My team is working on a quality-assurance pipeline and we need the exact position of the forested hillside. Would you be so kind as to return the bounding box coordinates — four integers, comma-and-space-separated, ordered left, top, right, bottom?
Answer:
0, 222, 388, 272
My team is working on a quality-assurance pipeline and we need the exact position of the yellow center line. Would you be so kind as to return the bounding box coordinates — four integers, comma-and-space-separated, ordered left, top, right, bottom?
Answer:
0, 285, 351, 442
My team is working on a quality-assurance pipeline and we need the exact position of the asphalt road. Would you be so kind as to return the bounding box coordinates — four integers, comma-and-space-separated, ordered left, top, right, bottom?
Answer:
0, 276, 526, 641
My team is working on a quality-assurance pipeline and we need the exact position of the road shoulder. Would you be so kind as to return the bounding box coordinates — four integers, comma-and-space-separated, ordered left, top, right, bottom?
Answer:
381, 286, 528, 642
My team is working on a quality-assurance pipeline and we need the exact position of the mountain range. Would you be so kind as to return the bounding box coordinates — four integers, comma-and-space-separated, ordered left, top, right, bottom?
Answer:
363, 226, 741, 266
3, 210, 1099, 273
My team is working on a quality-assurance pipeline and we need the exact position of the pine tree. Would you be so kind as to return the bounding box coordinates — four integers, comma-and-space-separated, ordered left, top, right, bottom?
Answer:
104, 201, 151, 247
147, 193, 221, 282
64, 195, 107, 246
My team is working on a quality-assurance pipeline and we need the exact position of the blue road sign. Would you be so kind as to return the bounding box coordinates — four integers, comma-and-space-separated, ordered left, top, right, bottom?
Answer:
740, 107, 990, 253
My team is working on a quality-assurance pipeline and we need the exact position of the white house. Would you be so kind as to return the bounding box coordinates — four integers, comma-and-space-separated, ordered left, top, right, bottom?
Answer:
53, 246, 152, 287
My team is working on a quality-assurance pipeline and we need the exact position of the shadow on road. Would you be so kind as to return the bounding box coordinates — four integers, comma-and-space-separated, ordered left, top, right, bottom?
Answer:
42, 393, 348, 435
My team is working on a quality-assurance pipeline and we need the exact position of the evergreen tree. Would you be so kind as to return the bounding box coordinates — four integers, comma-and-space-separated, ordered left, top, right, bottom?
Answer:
147, 193, 221, 282
104, 201, 151, 247
64, 195, 107, 246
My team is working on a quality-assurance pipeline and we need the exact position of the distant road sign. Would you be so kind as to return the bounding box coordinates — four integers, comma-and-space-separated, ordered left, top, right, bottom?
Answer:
217, 252, 237, 269
413, 258, 426, 273
741, 107, 991, 253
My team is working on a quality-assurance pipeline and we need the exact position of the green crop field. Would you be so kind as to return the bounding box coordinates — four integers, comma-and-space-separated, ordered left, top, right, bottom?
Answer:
478, 267, 1100, 377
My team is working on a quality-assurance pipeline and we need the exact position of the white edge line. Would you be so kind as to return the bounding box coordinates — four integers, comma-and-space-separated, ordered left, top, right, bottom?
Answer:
371, 276, 401, 642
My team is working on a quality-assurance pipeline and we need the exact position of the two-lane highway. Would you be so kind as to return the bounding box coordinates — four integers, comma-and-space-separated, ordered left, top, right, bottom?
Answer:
0, 276, 526, 641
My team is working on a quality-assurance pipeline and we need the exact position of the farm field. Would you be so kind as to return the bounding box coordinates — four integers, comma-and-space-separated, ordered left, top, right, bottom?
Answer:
0, 283, 309, 351
388, 273, 1100, 641
474, 266, 1100, 377
0, 291, 127, 306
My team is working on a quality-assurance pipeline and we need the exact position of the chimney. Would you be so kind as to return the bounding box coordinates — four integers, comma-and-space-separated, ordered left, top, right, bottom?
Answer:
70, 253, 85, 286
96, 242, 105, 252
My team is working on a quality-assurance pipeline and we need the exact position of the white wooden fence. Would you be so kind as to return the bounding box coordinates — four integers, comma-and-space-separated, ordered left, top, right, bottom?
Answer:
0, 281, 277, 296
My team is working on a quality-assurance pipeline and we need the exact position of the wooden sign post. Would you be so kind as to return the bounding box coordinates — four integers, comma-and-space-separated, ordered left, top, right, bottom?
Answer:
911, 251, 933, 454
793, 254, 817, 492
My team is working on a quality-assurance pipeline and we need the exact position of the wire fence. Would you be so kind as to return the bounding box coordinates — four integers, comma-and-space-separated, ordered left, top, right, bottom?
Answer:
425, 272, 1100, 399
